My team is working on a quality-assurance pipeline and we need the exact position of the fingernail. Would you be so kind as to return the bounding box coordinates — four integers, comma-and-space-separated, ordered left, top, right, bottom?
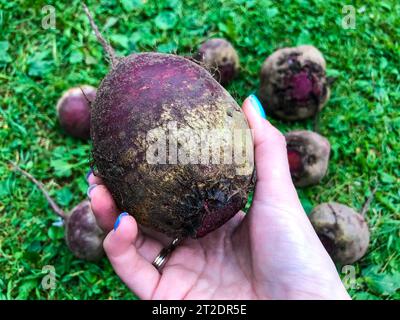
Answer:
87, 184, 98, 199
248, 94, 267, 119
86, 169, 93, 181
114, 212, 129, 231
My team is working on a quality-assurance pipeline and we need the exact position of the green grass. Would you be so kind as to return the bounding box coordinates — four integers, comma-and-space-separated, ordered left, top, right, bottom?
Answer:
0, 0, 399, 300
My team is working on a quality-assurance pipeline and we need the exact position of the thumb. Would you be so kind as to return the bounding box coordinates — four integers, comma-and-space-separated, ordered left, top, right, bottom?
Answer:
242, 95, 302, 207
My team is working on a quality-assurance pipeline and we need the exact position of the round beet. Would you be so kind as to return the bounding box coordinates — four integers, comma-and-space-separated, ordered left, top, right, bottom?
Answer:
309, 202, 370, 265
56, 85, 96, 139
285, 130, 330, 187
259, 45, 331, 121
65, 200, 105, 261
83, 5, 254, 239
91, 53, 254, 239
10, 163, 105, 261
195, 38, 239, 86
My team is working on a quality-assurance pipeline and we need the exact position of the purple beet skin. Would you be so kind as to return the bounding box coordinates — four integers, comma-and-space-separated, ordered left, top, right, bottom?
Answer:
57, 86, 96, 139
195, 38, 239, 86
259, 45, 330, 121
91, 53, 254, 239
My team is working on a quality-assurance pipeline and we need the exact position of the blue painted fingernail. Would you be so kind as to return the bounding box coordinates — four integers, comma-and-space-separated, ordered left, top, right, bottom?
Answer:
249, 94, 267, 119
114, 212, 129, 231
86, 169, 93, 180
87, 184, 98, 199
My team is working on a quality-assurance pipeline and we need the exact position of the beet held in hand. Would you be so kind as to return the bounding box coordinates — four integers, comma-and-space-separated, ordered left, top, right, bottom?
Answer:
56, 85, 96, 140
259, 45, 332, 121
10, 163, 105, 261
84, 6, 254, 239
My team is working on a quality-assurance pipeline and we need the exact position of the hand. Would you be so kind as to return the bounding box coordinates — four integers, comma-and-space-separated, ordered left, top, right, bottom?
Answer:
88, 96, 350, 300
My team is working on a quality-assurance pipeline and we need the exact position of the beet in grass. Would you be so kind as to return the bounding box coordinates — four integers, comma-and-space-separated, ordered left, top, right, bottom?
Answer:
285, 130, 330, 187
259, 45, 333, 121
10, 162, 104, 261
309, 202, 371, 265
56, 85, 96, 140
194, 38, 239, 86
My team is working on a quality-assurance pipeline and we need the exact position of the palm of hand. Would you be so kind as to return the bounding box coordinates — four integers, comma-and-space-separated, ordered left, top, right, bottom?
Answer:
105, 198, 345, 300
90, 99, 349, 300
150, 211, 257, 300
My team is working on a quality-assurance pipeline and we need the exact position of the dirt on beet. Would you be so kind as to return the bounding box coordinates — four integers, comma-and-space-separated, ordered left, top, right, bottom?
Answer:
259, 45, 331, 121
90, 53, 254, 239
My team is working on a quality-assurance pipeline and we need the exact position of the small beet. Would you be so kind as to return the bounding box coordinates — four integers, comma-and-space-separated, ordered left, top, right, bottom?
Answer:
287, 149, 303, 174
194, 38, 239, 86
285, 130, 330, 187
309, 202, 370, 265
56, 85, 97, 139
10, 163, 105, 261
65, 200, 105, 261
83, 5, 254, 239
259, 45, 331, 121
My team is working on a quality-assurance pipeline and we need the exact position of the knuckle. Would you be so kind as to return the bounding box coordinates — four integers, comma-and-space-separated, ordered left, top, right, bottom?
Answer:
102, 234, 113, 253
269, 127, 287, 147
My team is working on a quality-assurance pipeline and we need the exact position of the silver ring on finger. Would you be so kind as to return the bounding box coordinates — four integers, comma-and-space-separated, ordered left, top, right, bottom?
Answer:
152, 238, 181, 273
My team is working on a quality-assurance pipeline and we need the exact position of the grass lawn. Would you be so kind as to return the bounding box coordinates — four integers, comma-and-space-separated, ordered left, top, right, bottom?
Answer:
0, 0, 399, 300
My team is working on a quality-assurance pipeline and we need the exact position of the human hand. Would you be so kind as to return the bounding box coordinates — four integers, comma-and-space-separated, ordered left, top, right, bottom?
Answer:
87, 95, 350, 300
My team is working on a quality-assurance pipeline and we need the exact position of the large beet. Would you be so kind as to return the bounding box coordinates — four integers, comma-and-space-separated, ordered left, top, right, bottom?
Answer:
91, 53, 254, 239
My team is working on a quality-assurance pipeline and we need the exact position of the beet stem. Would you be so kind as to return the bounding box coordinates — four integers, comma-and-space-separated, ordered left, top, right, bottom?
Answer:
82, 3, 118, 68
360, 185, 378, 217
79, 86, 92, 106
8, 161, 67, 219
